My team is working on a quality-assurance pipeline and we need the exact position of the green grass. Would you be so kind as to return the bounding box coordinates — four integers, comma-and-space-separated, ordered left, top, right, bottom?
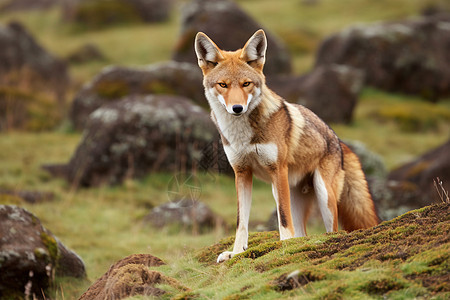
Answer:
1, 0, 450, 298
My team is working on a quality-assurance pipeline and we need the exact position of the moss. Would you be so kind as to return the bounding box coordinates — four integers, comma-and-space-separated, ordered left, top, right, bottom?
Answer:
360, 278, 405, 295
34, 247, 49, 260
141, 80, 176, 95
195, 235, 235, 264
231, 241, 282, 262
94, 79, 130, 99
40, 231, 59, 263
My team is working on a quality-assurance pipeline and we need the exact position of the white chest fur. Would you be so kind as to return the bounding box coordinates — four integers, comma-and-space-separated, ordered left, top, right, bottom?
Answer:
223, 142, 278, 168
207, 88, 278, 170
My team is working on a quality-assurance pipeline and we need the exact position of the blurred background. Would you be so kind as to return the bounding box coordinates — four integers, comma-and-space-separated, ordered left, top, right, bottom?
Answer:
0, 0, 449, 298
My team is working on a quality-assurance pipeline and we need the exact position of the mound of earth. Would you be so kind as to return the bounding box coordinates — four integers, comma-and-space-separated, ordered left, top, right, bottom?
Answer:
192, 203, 449, 299
79, 254, 189, 300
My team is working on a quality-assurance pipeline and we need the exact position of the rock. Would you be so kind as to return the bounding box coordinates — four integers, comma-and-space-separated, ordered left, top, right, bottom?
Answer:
69, 61, 205, 130
66, 43, 106, 64
172, 0, 292, 77
268, 65, 364, 124
387, 139, 450, 212
64, 95, 225, 187
79, 253, 189, 300
144, 199, 219, 233
0, 22, 69, 102
0, 205, 86, 299
62, 0, 173, 28
315, 14, 450, 101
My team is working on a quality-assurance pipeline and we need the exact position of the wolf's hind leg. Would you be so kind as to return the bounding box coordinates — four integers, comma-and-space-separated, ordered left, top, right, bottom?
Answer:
290, 179, 314, 237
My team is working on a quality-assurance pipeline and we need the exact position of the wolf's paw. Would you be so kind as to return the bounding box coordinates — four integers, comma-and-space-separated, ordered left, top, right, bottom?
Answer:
217, 251, 235, 263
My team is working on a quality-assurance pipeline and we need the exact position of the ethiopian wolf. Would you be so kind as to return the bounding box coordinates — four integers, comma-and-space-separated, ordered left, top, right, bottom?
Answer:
194, 29, 379, 263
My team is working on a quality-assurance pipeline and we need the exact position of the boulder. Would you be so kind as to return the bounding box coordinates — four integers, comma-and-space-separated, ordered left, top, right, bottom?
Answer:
172, 0, 292, 77
64, 95, 227, 187
144, 199, 219, 233
387, 139, 450, 211
0, 205, 86, 299
315, 14, 450, 101
69, 61, 205, 130
0, 22, 69, 102
268, 65, 364, 124
62, 0, 173, 28
79, 253, 189, 300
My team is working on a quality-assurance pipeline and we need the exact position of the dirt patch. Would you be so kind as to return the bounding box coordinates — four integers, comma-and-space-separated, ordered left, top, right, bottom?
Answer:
79, 253, 189, 300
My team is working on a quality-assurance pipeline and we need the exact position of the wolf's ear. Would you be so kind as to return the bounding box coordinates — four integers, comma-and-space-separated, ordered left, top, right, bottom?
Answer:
195, 32, 224, 73
240, 29, 267, 72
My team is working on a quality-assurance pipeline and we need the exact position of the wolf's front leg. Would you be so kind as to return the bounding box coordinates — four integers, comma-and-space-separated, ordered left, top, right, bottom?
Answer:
271, 165, 295, 240
217, 168, 253, 263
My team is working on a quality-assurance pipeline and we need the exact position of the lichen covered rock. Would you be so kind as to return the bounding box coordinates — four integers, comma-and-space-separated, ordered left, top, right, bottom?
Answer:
0, 205, 86, 299
315, 13, 450, 101
69, 61, 205, 130
65, 94, 228, 187
144, 199, 220, 233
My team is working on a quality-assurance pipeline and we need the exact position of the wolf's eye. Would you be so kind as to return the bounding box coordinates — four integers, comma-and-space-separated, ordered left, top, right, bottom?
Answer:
242, 82, 252, 87
218, 83, 228, 88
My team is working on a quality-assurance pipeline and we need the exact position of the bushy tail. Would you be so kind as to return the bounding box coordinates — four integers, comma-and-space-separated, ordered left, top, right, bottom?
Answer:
338, 142, 379, 231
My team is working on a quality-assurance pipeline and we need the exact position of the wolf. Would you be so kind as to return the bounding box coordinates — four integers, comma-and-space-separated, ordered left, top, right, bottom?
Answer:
194, 29, 379, 263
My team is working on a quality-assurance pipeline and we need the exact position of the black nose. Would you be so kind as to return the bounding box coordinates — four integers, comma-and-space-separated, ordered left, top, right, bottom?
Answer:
232, 105, 243, 114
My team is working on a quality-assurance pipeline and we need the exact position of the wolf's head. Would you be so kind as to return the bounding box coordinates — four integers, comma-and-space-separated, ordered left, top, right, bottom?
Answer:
194, 30, 267, 116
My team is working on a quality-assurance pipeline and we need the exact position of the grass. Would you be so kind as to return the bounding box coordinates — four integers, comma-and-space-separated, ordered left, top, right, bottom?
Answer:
0, 0, 449, 298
